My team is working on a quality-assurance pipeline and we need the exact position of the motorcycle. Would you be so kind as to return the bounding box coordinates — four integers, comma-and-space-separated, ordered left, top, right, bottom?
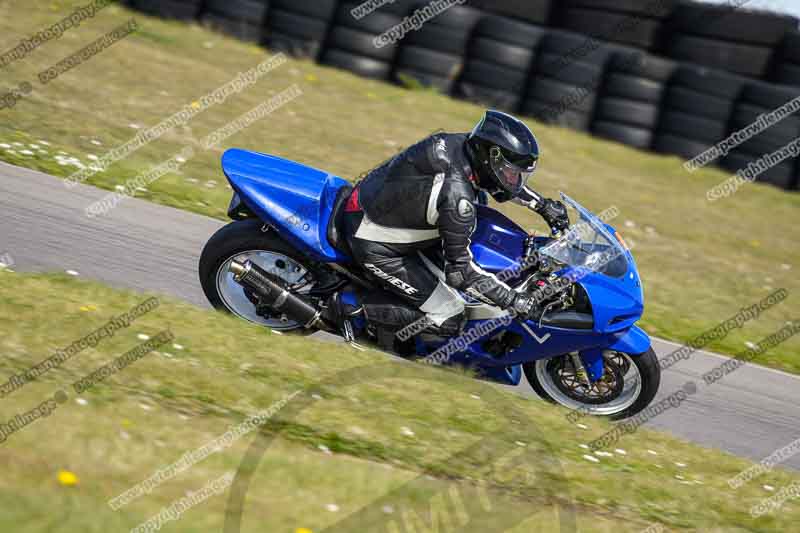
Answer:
199, 148, 660, 419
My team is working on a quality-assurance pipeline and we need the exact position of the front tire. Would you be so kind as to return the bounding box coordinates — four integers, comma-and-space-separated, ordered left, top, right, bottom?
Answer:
524, 348, 661, 420
199, 220, 317, 331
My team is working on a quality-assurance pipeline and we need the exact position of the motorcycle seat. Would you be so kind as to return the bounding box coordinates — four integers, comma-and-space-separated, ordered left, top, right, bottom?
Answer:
326, 184, 353, 255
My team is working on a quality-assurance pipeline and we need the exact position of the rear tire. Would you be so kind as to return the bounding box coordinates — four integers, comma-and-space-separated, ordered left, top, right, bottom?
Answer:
525, 348, 661, 420
199, 220, 317, 331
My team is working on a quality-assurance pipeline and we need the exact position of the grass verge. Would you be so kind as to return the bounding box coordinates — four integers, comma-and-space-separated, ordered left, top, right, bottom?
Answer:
0, 270, 799, 532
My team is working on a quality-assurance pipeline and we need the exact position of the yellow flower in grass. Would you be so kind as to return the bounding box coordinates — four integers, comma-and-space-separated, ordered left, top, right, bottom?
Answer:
79, 304, 97, 312
295, 529, 313, 533
58, 470, 79, 486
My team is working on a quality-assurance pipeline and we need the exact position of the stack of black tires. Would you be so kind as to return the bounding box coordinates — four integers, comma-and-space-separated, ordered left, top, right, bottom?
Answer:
455, 15, 546, 111
720, 82, 800, 190
201, 0, 269, 43
390, 2, 482, 92
468, 0, 553, 25
664, 3, 797, 78
263, 0, 338, 59
521, 30, 614, 131
771, 31, 800, 89
653, 65, 745, 160
320, 3, 404, 80
127, 0, 800, 193
556, 0, 675, 50
592, 50, 676, 150
132, 0, 203, 20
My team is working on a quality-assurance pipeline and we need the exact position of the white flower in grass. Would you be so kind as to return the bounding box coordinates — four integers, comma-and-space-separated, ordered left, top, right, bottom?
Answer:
38, 140, 51, 146
576, 423, 588, 430
172, 343, 184, 350
90, 140, 102, 146
615, 449, 627, 455
139, 403, 152, 411
579, 444, 590, 450
583, 454, 600, 463
401, 427, 415, 437
137, 333, 150, 341
382, 505, 395, 514
595, 451, 613, 457
65, 270, 79, 276
318, 444, 332, 455
87, 154, 98, 161
764, 485, 775, 492
647, 450, 658, 456
674, 462, 687, 468
128, 123, 141, 130
75, 398, 88, 406
19, 150, 34, 156
325, 504, 339, 513
0, 143, 10, 149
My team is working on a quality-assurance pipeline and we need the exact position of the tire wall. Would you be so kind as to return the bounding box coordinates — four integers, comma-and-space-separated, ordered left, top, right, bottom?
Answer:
129, 0, 800, 191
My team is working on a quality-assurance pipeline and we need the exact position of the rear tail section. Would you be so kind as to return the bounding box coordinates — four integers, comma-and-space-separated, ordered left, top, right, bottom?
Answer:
221, 148, 350, 262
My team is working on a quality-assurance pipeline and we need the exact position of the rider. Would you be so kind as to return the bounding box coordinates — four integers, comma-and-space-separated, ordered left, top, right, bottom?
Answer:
332, 110, 570, 341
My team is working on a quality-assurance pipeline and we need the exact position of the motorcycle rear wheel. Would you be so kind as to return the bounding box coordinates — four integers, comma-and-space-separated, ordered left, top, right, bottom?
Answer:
199, 220, 317, 331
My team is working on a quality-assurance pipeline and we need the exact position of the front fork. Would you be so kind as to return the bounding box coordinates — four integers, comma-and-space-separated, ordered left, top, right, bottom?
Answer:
576, 348, 606, 384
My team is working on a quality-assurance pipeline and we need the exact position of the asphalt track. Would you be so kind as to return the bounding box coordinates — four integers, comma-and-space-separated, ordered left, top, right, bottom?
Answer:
1, 161, 798, 472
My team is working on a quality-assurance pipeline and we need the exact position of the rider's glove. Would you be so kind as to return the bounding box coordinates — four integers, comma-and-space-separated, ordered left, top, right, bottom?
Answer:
535, 199, 570, 233
510, 293, 539, 321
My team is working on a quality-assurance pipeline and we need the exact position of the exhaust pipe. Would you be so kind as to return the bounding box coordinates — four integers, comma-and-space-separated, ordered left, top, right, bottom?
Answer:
229, 259, 323, 329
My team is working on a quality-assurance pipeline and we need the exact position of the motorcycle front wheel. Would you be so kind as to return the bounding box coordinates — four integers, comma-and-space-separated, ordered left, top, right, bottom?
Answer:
524, 348, 661, 420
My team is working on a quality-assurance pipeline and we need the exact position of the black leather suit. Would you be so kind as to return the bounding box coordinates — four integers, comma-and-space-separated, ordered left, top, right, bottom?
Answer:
342, 132, 544, 332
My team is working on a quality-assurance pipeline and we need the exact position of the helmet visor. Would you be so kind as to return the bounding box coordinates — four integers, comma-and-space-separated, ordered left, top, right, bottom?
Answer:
489, 146, 536, 195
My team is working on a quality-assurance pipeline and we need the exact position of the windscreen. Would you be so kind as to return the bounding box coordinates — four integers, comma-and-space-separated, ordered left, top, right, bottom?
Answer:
537, 194, 630, 278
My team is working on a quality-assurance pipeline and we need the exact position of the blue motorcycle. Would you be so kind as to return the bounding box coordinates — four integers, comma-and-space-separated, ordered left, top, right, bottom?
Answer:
200, 149, 660, 419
